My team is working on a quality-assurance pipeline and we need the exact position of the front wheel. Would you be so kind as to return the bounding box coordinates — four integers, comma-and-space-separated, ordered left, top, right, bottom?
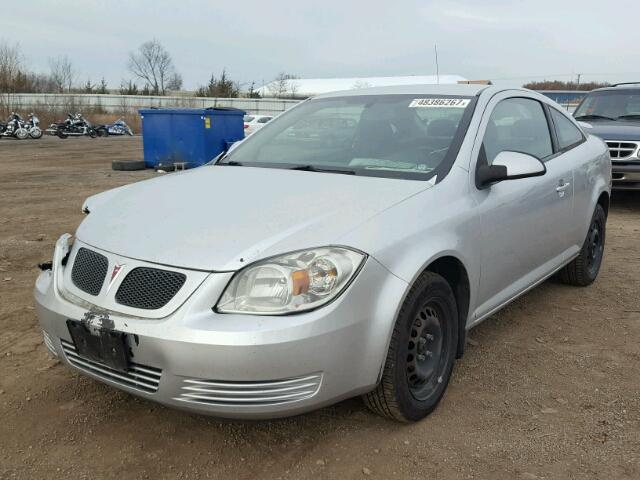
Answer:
88, 129, 98, 138
15, 128, 29, 140
56, 130, 68, 139
29, 127, 43, 139
559, 204, 606, 286
363, 271, 458, 422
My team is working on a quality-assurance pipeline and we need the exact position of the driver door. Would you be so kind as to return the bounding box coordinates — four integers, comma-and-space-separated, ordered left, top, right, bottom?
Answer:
471, 93, 575, 321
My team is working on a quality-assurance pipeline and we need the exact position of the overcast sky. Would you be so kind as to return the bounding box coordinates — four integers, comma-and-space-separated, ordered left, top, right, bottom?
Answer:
2, 0, 639, 90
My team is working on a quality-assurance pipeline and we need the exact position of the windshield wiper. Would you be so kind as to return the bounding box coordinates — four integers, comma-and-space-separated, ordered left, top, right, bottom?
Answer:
616, 114, 640, 120
217, 160, 244, 166
289, 164, 357, 175
574, 114, 616, 121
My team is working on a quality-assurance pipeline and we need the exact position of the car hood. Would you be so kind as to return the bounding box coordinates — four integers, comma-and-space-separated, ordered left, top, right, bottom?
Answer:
77, 166, 432, 271
578, 119, 640, 141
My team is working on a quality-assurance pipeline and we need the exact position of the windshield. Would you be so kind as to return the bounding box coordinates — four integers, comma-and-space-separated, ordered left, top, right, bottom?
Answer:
219, 94, 475, 180
575, 89, 640, 120
244, 115, 255, 122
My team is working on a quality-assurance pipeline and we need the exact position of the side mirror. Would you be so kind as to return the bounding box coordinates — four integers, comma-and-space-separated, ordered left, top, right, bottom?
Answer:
477, 151, 546, 188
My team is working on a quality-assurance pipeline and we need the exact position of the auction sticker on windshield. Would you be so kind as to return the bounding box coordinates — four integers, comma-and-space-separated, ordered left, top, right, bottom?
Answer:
409, 98, 470, 108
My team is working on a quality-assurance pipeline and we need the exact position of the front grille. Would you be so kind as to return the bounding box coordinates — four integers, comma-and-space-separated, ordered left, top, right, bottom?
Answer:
115, 267, 186, 310
605, 140, 639, 160
61, 339, 162, 393
71, 247, 108, 296
174, 374, 323, 407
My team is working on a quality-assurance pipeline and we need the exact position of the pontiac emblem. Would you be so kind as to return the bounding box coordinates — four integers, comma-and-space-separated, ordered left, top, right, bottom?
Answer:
107, 264, 125, 291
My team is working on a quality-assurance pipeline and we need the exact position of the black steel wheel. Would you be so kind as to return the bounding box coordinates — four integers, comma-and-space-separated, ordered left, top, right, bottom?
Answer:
406, 302, 449, 402
364, 271, 458, 422
560, 204, 606, 286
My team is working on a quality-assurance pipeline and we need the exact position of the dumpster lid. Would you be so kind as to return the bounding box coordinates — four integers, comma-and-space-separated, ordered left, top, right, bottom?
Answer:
138, 107, 246, 116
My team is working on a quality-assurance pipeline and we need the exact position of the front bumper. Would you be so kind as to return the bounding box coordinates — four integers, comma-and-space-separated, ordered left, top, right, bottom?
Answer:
34, 240, 407, 419
612, 163, 640, 190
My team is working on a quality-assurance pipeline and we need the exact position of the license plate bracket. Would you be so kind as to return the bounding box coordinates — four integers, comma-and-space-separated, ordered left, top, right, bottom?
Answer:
66, 319, 130, 373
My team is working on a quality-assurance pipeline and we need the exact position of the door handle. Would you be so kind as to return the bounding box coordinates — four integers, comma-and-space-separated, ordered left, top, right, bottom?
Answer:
556, 181, 571, 197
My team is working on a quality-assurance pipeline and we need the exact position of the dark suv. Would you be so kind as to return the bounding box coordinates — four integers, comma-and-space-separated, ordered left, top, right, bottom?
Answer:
574, 83, 640, 190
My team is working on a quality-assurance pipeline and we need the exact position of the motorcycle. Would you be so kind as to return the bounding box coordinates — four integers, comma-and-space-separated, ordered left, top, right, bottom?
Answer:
24, 113, 43, 139
46, 113, 98, 139
0, 113, 29, 140
95, 118, 134, 137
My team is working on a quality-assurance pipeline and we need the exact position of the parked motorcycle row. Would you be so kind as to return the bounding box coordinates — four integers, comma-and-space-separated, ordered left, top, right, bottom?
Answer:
0, 112, 134, 140
46, 113, 134, 139
0, 112, 43, 140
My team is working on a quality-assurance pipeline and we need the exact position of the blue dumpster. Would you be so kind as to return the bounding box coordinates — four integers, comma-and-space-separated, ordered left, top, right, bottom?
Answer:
138, 107, 246, 168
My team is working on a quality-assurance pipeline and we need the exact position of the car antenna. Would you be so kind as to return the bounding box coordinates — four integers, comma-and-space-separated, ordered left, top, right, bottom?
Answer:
434, 44, 440, 85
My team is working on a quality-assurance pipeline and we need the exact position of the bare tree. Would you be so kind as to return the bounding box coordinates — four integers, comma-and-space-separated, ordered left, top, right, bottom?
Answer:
97, 77, 108, 94
246, 81, 261, 98
267, 72, 299, 98
128, 40, 179, 96
49, 55, 75, 93
166, 72, 183, 92
0, 41, 23, 93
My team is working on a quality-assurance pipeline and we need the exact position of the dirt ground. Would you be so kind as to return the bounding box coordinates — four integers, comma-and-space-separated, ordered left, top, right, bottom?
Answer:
0, 136, 638, 480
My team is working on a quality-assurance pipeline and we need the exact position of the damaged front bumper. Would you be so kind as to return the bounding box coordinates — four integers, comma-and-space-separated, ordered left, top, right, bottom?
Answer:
34, 235, 407, 419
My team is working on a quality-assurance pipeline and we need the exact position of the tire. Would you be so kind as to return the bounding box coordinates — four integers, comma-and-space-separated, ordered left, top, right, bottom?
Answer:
559, 204, 606, 286
29, 127, 43, 139
363, 271, 458, 422
112, 160, 146, 171
88, 129, 98, 139
154, 162, 175, 172
97, 128, 109, 137
15, 128, 29, 140
57, 130, 68, 139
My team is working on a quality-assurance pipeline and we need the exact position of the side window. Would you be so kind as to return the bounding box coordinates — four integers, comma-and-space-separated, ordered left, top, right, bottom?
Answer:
482, 97, 553, 164
550, 108, 584, 150
257, 117, 272, 124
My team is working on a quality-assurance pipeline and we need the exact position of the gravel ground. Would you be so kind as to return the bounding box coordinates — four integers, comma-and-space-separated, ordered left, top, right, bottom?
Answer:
0, 136, 639, 479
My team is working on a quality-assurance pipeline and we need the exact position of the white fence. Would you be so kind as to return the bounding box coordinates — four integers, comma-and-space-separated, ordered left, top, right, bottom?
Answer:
0, 93, 300, 116
1, 90, 585, 117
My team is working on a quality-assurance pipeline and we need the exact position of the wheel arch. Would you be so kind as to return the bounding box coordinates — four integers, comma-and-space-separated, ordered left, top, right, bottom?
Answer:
597, 190, 610, 218
423, 255, 471, 358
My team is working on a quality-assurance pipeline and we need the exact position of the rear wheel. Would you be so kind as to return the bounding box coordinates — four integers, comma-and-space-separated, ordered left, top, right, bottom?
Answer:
56, 130, 68, 139
363, 271, 458, 422
88, 129, 98, 138
560, 204, 606, 286
97, 128, 109, 137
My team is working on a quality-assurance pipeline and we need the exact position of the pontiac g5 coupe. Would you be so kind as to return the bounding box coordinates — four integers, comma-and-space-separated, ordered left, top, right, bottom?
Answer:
35, 85, 610, 422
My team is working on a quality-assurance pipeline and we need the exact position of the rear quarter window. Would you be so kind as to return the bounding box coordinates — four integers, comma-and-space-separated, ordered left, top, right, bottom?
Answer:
550, 108, 584, 151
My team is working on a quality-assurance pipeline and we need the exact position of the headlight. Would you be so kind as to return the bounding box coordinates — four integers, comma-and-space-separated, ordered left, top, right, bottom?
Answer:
216, 247, 366, 315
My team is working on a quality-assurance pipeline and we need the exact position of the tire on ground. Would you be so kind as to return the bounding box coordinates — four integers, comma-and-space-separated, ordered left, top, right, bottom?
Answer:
363, 271, 458, 422
111, 160, 146, 171
559, 204, 606, 286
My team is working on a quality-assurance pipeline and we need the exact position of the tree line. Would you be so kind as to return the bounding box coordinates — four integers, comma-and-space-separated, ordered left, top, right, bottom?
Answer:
523, 80, 610, 91
0, 39, 300, 98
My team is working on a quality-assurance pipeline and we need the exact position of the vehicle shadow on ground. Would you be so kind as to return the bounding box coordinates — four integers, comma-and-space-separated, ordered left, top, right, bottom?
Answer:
610, 190, 640, 210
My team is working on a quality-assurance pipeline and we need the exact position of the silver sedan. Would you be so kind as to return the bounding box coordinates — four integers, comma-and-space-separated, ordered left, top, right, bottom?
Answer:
35, 84, 610, 422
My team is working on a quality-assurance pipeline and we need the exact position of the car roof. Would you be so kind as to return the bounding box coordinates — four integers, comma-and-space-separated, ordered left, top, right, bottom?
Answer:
315, 83, 493, 99
591, 83, 640, 92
